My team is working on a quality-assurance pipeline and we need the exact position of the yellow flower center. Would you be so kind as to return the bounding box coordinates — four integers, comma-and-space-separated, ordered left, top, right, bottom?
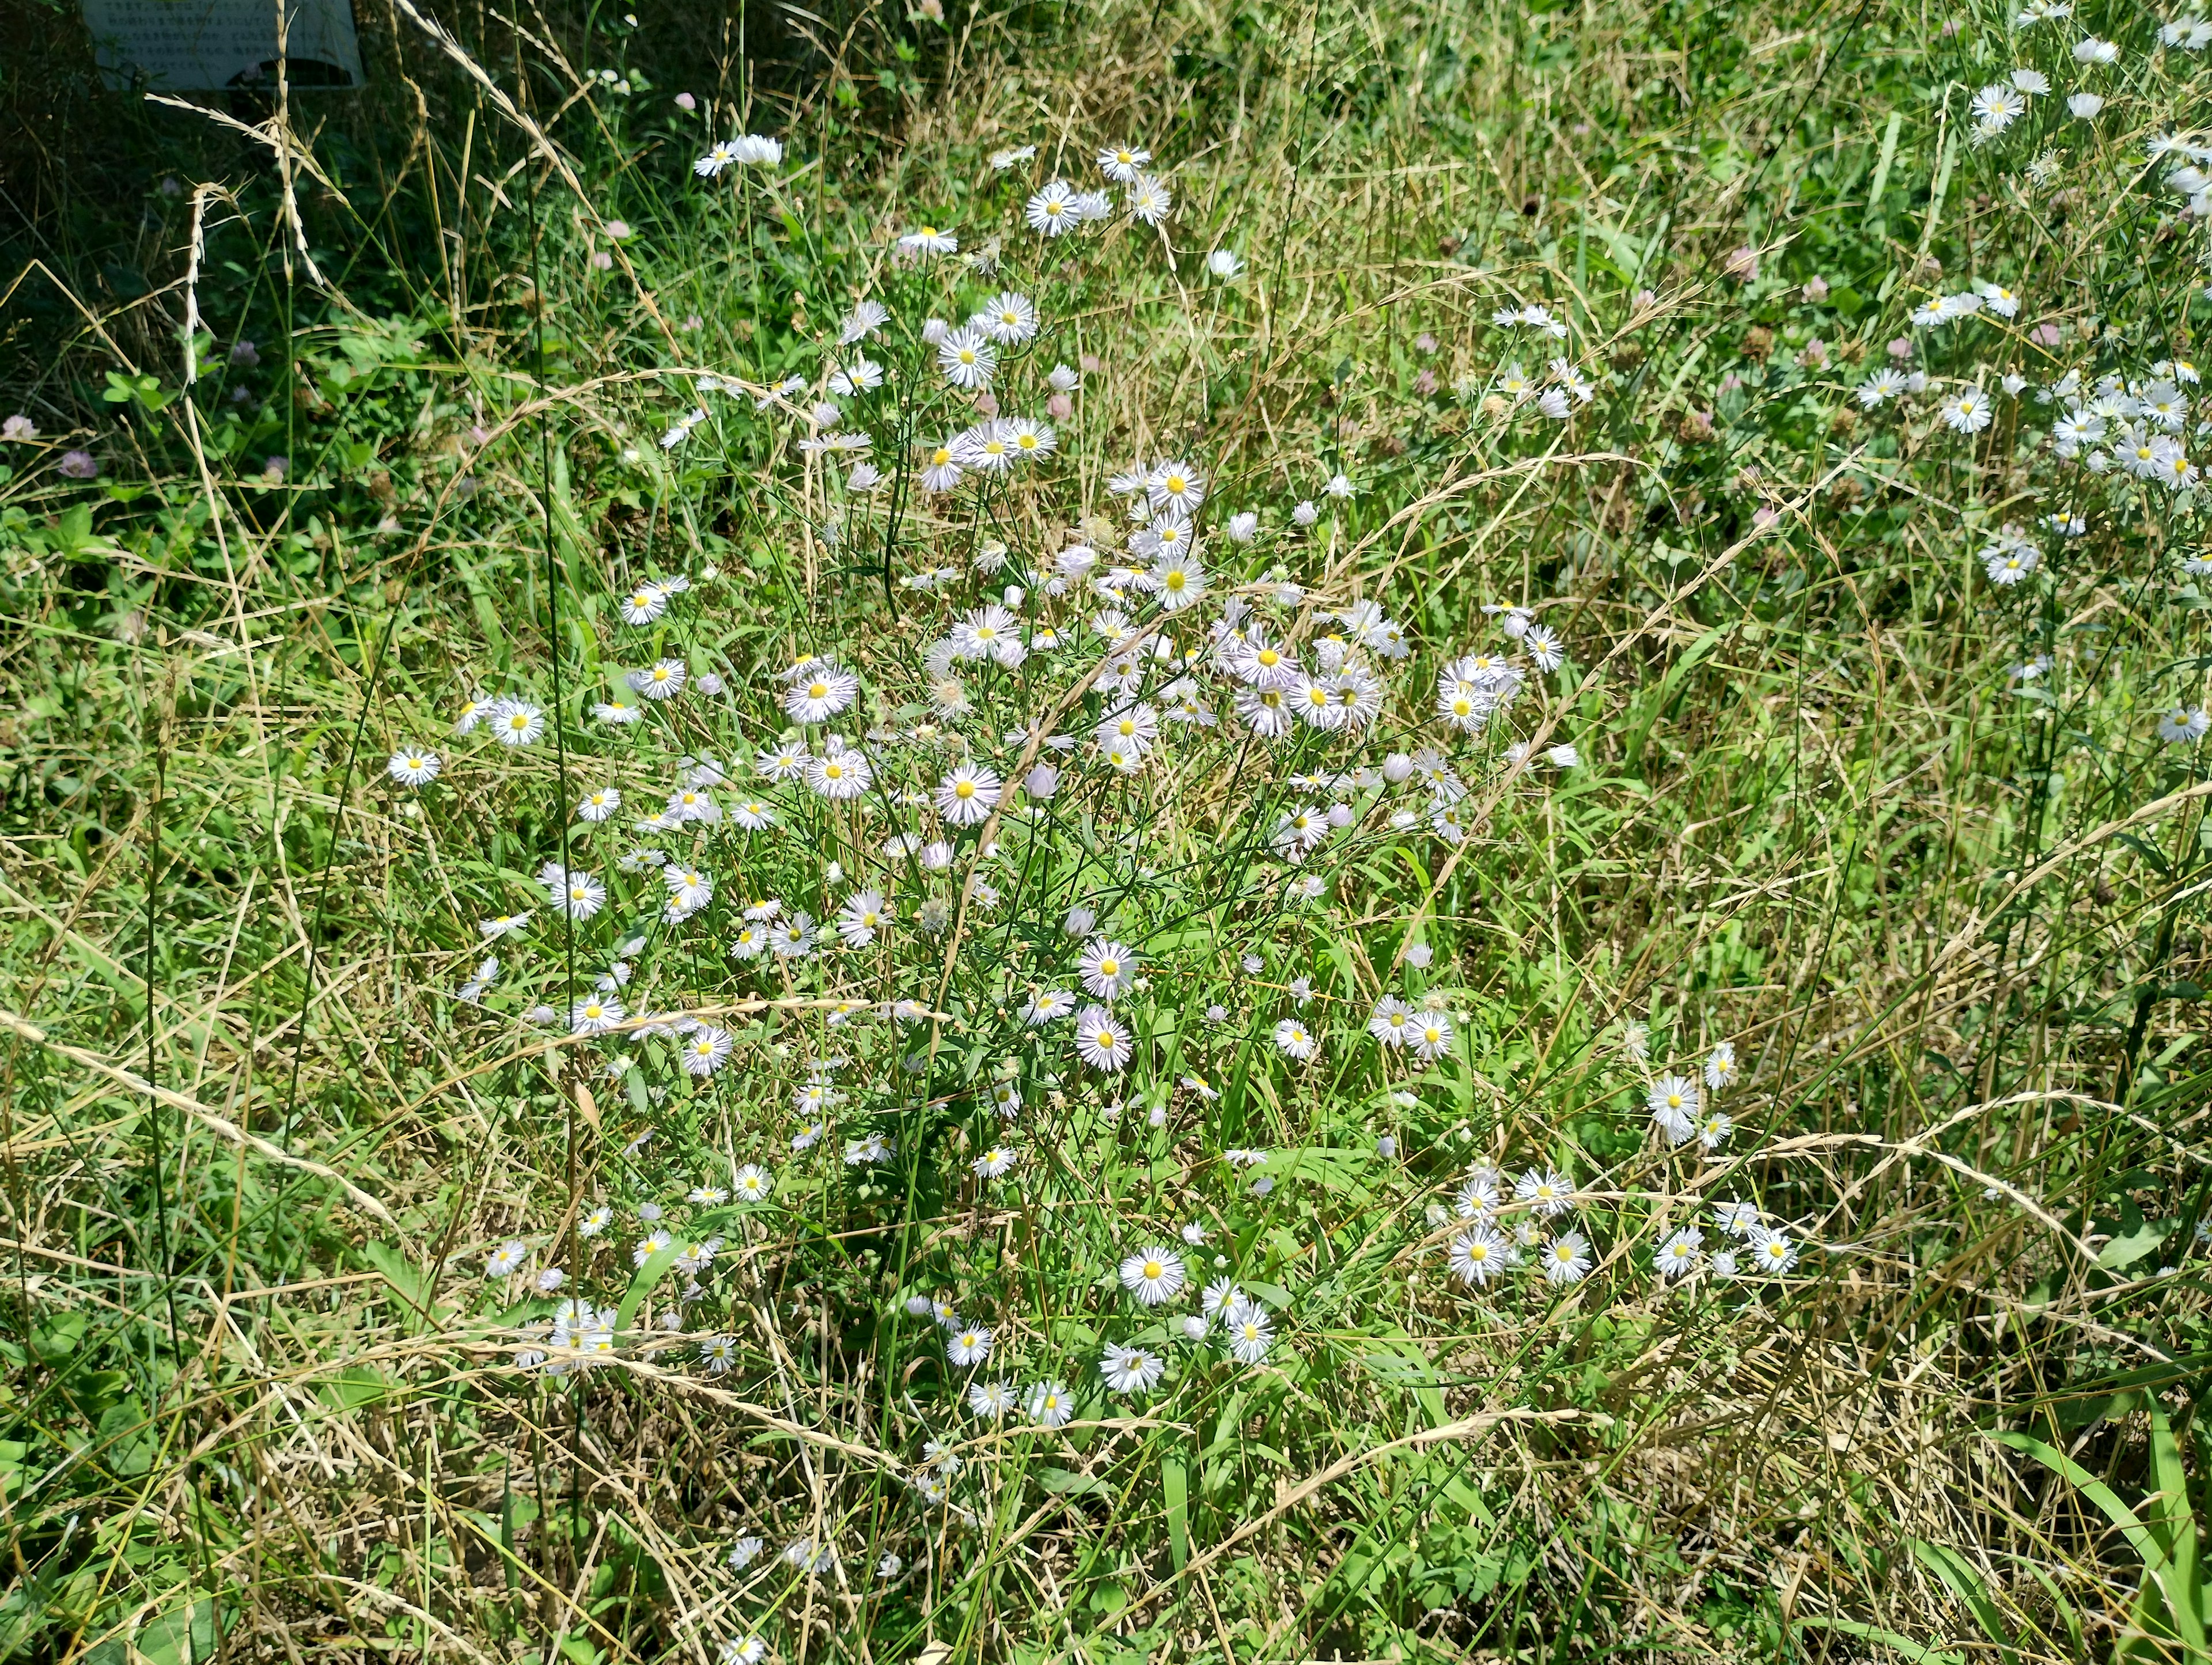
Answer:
1098, 958, 1118, 978
1143, 1261, 1162, 1279
955, 780, 974, 799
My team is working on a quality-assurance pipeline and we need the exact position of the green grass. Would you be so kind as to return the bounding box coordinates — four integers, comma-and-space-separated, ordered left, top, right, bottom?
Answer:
6, 0, 2212, 1661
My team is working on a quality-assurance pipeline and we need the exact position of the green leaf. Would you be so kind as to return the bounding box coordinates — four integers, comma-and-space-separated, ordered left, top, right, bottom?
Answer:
2100, 1220, 2172, 1271
1910, 1540, 2015, 1662
1624, 625, 1728, 775
29, 1313, 86, 1364
1036, 1466, 1108, 1496
363, 1241, 442, 1330
1794, 1615, 1960, 1664
1994, 1429, 2162, 1561
1162, 1455, 1189, 1571
2145, 1398, 2206, 1655
134, 1601, 219, 1665
613, 1238, 685, 1335
321, 1366, 392, 1412
1357, 1332, 1449, 1428
1991, 1425, 2195, 1651
2021, 1562, 2085, 1656
2118, 832, 2173, 877
1267, 1147, 1375, 1201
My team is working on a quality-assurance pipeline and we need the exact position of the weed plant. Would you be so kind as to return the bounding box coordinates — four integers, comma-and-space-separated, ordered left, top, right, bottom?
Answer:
7, 0, 2212, 1661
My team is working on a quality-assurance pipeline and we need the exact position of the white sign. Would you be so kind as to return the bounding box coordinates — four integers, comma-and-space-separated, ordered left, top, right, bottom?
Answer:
81, 0, 366, 91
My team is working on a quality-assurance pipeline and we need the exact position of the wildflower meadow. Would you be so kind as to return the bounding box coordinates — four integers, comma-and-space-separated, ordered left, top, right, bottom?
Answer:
9, 0, 2212, 1658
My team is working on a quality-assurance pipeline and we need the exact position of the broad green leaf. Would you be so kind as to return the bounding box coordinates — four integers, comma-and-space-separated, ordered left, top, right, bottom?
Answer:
320, 1366, 392, 1412
2100, 1220, 2171, 1272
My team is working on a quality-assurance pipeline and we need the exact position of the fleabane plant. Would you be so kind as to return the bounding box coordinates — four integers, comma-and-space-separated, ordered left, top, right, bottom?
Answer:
368, 131, 1811, 1634
32, 0, 2212, 1655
